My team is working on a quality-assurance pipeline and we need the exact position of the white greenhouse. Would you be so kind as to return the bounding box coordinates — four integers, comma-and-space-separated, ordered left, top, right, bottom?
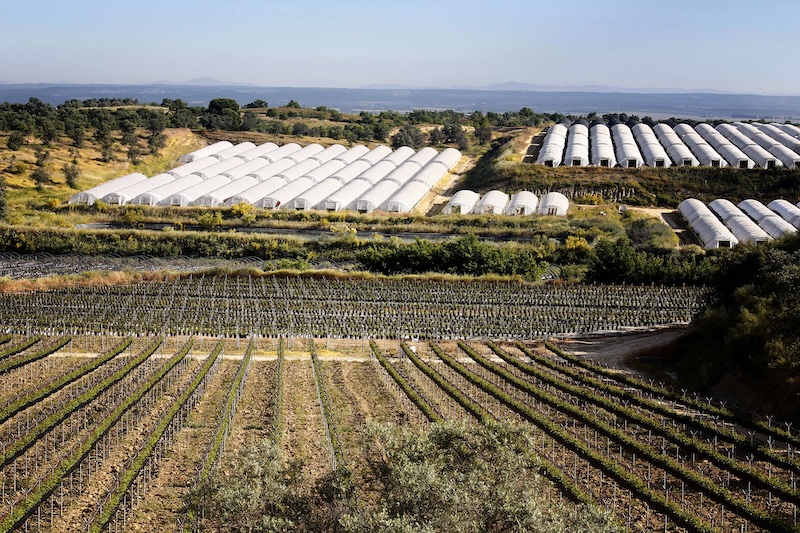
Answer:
302, 160, 346, 184
179, 141, 232, 163
430, 148, 462, 170
190, 158, 249, 180
406, 147, 438, 168
653, 124, 698, 166
210, 142, 256, 161
690, 215, 739, 249
225, 176, 287, 206
738, 199, 777, 222
102, 173, 175, 205
752, 123, 800, 154
236, 142, 279, 162
69, 173, 148, 205
334, 145, 370, 165
192, 176, 258, 207
632, 124, 671, 167
383, 162, 422, 186
288, 178, 344, 211
166, 157, 220, 179
590, 124, 617, 167
504, 191, 538, 215
322, 178, 373, 211
258, 177, 314, 209
767, 199, 800, 228
356, 146, 393, 165
758, 215, 797, 239
734, 122, 800, 168
381, 146, 415, 168
678, 198, 715, 225
329, 160, 372, 185
386, 180, 431, 213
536, 123, 568, 167
673, 124, 727, 167
724, 215, 771, 244
611, 124, 644, 168
161, 175, 231, 207
285, 143, 325, 163
442, 190, 480, 214
262, 143, 302, 163
694, 124, 754, 169
717, 124, 782, 169
220, 158, 272, 181
474, 190, 509, 215
274, 159, 321, 183
409, 163, 448, 189
537, 192, 570, 216
775, 123, 800, 139
708, 199, 745, 223
356, 160, 397, 185
563, 122, 589, 167
248, 159, 296, 182
355, 180, 401, 213
310, 144, 348, 165
130, 174, 203, 206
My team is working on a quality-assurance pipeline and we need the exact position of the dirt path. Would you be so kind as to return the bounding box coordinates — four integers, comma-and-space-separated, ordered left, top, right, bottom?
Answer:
280, 359, 330, 492
225, 359, 278, 451
554, 326, 687, 374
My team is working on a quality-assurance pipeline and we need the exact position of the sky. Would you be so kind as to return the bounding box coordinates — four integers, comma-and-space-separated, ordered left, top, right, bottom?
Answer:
2, 0, 799, 95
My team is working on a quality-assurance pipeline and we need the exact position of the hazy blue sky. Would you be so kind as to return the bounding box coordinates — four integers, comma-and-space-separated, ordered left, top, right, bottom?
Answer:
2, 0, 798, 95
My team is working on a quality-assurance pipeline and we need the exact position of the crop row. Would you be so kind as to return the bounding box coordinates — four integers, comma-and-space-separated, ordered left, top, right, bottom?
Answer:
88, 340, 223, 533
310, 341, 344, 470
0, 337, 41, 362
0, 338, 193, 533
0, 337, 70, 377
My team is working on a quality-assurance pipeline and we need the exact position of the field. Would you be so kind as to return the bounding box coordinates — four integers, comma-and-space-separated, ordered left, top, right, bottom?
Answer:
0, 330, 798, 532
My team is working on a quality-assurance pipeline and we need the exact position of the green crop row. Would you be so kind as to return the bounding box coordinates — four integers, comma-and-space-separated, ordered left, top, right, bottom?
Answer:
0, 338, 131, 425
89, 339, 221, 533
441, 343, 795, 533
273, 337, 285, 443
430, 343, 719, 533
310, 340, 344, 469
0, 338, 190, 533
401, 342, 490, 423
0, 335, 12, 346
0, 336, 41, 362
478, 342, 799, 503
544, 341, 800, 453
0, 336, 71, 376
369, 341, 442, 423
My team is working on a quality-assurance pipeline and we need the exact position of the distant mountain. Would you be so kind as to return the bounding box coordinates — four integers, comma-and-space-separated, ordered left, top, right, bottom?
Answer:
140, 77, 254, 87
478, 81, 726, 94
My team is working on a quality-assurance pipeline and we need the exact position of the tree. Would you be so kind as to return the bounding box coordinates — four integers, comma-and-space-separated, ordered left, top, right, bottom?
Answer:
6, 131, 25, 150
31, 167, 51, 190
428, 127, 444, 145
207, 98, 240, 115
0, 177, 7, 221
34, 147, 50, 167
244, 99, 268, 109
63, 160, 80, 189
285, 99, 301, 108
240, 110, 262, 131
127, 145, 142, 165
390, 124, 426, 149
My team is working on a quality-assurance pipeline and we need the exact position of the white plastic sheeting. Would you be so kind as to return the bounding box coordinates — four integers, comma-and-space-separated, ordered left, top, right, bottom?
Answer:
724, 215, 771, 244
356, 146, 393, 165
738, 199, 777, 222
322, 178, 372, 211
442, 190, 480, 214
758, 215, 797, 239
162, 175, 231, 207
590, 124, 617, 167
474, 190, 510, 214
209, 142, 256, 161
691, 215, 739, 249
179, 141, 232, 163
716, 124, 782, 169
767, 199, 800, 228
220, 158, 272, 180
611, 124, 644, 168
406, 147, 438, 168
285, 144, 324, 163
733, 122, 800, 168
248, 159, 295, 181
673, 124, 727, 167
708, 199, 745, 223
190, 158, 249, 180
310, 144, 347, 165
564, 123, 589, 167
430, 148, 462, 170
68, 173, 148, 205
409, 163, 448, 189
262, 143, 301, 163
775, 123, 800, 139
383, 162, 422, 186
225, 177, 286, 206
192, 176, 258, 207
537, 192, 569, 216
695, 124, 754, 168
131, 174, 203, 206
381, 146, 415, 168
166, 157, 220, 178
504, 191, 538, 215
752, 123, 800, 154
536, 123, 568, 167
235, 142, 279, 162
302, 159, 346, 184
289, 178, 344, 211
386, 180, 430, 213
329, 160, 372, 185
355, 181, 401, 213
653, 124, 698, 166
356, 160, 396, 185
102, 173, 175, 205
258, 177, 314, 209
632, 124, 671, 167
678, 198, 715, 225
275, 159, 321, 182
333, 145, 370, 164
